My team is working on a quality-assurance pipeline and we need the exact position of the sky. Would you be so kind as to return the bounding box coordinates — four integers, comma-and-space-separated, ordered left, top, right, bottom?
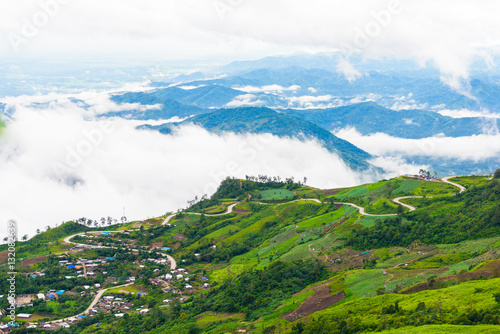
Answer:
1, 1, 500, 86
1, 0, 500, 237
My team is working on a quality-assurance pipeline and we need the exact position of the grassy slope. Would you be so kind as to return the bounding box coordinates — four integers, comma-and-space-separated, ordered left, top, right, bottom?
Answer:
11, 176, 500, 334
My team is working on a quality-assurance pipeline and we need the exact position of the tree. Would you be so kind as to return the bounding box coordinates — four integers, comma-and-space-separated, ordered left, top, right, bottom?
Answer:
494, 169, 500, 179
291, 322, 305, 334
397, 204, 404, 216
22, 234, 28, 241
36, 229, 41, 234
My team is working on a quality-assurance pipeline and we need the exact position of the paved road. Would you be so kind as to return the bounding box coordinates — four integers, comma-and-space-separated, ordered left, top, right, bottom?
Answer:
392, 196, 422, 212
333, 202, 397, 217
47, 282, 133, 324
441, 176, 466, 193
63, 232, 177, 270
162, 202, 239, 226
55, 232, 178, 324
54, 175, 468, 324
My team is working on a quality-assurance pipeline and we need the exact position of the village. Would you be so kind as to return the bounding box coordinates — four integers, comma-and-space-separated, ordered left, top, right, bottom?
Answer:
0, 228, 214, 332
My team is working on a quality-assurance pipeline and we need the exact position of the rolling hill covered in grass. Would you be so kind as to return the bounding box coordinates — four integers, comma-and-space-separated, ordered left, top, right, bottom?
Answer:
2, 173, 500, 334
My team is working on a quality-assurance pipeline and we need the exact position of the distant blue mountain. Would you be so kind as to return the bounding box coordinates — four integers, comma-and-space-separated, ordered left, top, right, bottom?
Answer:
142, 107, 374, 171
180, 66, 500, 112
111, 84, 244, 109
108, 93, 205, 120
284, 101, 500, 139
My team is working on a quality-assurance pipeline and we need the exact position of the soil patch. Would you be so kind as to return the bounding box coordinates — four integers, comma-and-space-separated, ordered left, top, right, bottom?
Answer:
401, 258, 500, 294
323, 189, 342, 196
282, 283, 345, 321
151, 242, 163, 249
173, 234, 186, 241
22, 255, 47, 268
0, 251, 8, 264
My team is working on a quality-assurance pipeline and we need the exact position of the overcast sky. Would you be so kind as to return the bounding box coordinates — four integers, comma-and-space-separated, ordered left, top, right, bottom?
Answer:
1, 1, 500, 79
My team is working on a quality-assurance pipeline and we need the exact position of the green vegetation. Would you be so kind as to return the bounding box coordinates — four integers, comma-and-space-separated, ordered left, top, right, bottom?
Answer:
347, 180, 500, 249
4, 175, 500, 334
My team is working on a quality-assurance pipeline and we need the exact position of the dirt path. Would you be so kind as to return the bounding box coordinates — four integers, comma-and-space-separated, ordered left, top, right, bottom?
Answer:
308, 234, 329, 252
78, 260, 87, 279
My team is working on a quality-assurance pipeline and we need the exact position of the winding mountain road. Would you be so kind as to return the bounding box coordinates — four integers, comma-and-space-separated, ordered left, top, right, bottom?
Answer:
162, 202, 239, 226
47, 282, 134, 324
52, 176, 466, 325
441, 176, 466, 193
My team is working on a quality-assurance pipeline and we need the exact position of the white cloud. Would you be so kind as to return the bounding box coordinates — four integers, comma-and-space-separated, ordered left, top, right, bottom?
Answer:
1, 1, 500, 92
391, 93, 428, 110
336, 57, 362, 82
234, 85, 300, 94
336, 127, 500, 161
225, 94, 264, 107
437, 108, 500, 119
286, 95, 345, 109
178, 85, 206, 90
0, 92, 377, 238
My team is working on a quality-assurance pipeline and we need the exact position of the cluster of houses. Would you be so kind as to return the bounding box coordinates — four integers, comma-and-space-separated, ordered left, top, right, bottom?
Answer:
403, 173, 438, 181
90, 295, 135, 316
149, 267, 210, 293
57, 257, 114, 278
135, 257, 171, 269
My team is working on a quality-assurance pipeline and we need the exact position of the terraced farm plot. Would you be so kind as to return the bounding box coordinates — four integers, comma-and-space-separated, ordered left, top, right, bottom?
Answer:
280, 243, 316, 262
391, 179, 422, 195
259, 189, 295, 200
436, 237, 500, 254
449, 175, 492, 189
196, 312, 245, 327
202, 204, 227, 214
298, 208, 345, 229
308, 233, 344, 252
334, 185, 370, 199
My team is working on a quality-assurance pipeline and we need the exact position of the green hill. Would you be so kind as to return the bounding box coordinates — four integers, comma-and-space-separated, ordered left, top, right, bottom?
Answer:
4, 175, 500, 334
